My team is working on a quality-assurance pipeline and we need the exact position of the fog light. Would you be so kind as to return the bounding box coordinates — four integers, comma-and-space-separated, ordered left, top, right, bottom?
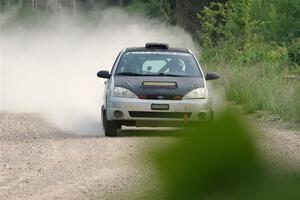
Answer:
114, 110, 123, 118
198, 112, 206, 120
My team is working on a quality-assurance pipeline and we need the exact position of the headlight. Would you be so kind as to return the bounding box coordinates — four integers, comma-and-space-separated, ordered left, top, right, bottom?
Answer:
114, 87, 138, 98
183, 88, 207, 99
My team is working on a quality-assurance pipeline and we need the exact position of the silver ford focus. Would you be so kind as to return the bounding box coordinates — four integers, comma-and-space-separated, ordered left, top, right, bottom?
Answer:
97, 43, 219, 136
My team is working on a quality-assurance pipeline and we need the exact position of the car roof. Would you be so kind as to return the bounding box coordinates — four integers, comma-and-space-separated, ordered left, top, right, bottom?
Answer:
124, 47, 190, 54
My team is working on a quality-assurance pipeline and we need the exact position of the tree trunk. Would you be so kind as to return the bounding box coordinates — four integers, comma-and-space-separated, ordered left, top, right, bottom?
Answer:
119, 0, 123, 7
53, 0, 59, 14
73, 0, 77, 16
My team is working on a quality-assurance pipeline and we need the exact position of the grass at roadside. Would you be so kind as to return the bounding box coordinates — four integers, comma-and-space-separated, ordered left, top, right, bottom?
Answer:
201, 48, 300, 123
196, 1, 300, 124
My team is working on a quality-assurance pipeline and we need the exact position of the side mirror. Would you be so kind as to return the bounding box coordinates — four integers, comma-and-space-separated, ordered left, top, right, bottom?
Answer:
97, 70, 110, 79
205, 72, 219, 80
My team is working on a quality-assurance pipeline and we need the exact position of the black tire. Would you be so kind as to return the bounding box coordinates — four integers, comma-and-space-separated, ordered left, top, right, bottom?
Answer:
102, 106, 120, 137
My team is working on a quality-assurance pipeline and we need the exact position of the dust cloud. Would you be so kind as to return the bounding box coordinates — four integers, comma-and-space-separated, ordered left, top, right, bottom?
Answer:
0, 8, 197, 136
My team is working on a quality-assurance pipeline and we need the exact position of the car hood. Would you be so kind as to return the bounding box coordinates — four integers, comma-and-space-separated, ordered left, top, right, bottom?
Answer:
114, 76, 204, 99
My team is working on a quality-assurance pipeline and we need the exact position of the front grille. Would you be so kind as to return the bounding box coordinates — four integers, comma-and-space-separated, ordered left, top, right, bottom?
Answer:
129, 111, 192, 118
138, 95, 183, 100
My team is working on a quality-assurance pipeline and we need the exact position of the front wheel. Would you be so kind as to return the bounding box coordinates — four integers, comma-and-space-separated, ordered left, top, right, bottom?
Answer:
102, 106, 121, 137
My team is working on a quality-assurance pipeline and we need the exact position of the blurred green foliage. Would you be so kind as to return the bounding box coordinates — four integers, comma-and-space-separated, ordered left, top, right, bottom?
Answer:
155, 112, 300, 200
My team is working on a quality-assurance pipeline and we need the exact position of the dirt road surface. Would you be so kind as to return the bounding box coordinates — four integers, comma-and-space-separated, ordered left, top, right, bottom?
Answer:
1, 113, 299, 200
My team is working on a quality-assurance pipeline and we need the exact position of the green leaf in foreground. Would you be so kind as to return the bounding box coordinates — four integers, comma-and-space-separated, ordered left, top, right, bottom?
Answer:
155, 111, 300, 200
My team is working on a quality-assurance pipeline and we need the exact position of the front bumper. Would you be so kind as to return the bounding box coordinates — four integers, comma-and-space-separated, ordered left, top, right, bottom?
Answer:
106, 96, 212, 121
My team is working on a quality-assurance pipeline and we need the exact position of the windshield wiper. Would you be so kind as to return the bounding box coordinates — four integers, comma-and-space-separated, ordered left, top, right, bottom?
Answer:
116, 72, 185, 77
116, 72, 144, 76
117, 72, 158, 76
157, 73, 186, 77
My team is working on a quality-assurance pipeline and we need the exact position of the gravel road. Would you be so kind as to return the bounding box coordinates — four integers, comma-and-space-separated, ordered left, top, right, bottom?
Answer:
1, 113, 299, 200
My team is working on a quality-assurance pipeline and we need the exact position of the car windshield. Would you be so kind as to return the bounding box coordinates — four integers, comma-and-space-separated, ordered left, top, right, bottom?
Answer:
115, 52, 202, 77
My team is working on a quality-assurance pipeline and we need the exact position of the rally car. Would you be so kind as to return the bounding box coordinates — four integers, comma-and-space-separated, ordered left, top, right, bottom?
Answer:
97, 43, 219, 136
